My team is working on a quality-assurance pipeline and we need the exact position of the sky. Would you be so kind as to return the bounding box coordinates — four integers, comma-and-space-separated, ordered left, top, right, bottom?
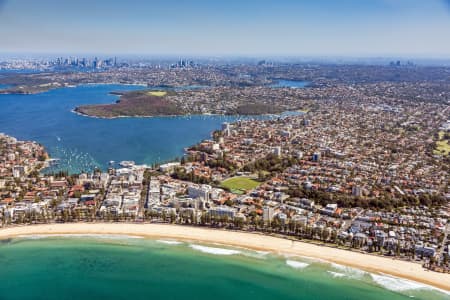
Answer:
1, 0, 450, 57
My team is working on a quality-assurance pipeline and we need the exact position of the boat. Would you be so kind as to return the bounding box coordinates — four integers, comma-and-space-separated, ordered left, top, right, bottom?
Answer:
47, 158, 61, 166
119, 161, 135, 168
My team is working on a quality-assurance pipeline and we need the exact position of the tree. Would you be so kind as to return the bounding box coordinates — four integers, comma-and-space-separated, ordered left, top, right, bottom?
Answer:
224, 199, 233, 207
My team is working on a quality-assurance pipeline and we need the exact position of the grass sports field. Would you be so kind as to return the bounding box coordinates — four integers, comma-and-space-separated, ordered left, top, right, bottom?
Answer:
434, 131, 450, 156
147, 91, 167, 97
221, 177, 260, 194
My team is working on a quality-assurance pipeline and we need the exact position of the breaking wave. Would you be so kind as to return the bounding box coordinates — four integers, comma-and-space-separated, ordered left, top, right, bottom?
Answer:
329, 263, 366, 278
370, 273, 450, 295
189, 244, 241, 255
156, 240, 183, 245
286, 260, 310, 269
327, 271, 346, 278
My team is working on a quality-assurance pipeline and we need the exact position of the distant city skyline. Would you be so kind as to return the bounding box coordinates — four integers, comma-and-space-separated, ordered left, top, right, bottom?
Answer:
1, 0, 450, 57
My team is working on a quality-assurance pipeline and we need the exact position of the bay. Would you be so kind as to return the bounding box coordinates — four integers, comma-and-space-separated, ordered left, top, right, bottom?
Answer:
0, 84, 269, 173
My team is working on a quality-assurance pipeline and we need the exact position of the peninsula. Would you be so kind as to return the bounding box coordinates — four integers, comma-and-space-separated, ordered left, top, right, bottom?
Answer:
73, 88, 294, 118
74, 90, 182, 118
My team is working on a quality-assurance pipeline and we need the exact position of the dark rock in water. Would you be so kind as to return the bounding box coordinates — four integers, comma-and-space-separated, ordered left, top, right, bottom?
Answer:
0, 238, 12, 244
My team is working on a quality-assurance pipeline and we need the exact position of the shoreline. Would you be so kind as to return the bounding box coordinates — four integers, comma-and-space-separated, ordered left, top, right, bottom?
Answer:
71, 109, 284, 120
71, 108, 193, 120
0, 82, 150, 96
1, 223, 449, 292
71, 108, 304, 120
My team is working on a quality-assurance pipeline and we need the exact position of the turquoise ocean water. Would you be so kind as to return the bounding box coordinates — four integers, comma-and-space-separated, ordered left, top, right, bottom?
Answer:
0, 236, 448, 300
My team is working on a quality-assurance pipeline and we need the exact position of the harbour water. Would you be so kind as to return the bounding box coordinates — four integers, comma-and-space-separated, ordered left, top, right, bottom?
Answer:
0, 81, 311, 173
0, 84, 273, 173
271, 79, 310, 88
0, 236, 448, 300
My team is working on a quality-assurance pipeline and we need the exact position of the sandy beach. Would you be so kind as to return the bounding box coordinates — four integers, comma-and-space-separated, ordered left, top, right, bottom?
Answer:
1, 223, 449, 291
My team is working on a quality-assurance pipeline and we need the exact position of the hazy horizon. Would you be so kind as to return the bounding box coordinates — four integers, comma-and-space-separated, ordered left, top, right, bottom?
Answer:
1, 0, 450, 57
